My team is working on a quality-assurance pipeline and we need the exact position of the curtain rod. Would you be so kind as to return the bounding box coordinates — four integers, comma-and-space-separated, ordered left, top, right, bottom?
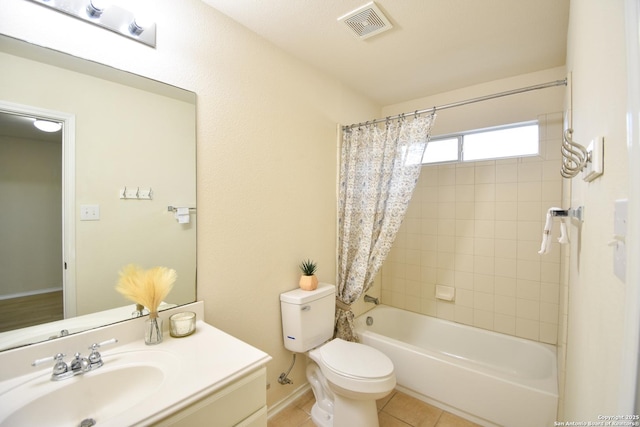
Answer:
342, 78, 567, 130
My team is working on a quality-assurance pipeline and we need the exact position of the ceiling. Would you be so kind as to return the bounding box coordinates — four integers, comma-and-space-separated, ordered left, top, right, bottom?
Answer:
201, 0, 570, 106
0, 112, 61, 143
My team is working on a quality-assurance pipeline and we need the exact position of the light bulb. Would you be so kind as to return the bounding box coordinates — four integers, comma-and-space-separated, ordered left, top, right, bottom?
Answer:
86, 0, 111, 18
33, 120, 62, 133
129, 15, 153, 36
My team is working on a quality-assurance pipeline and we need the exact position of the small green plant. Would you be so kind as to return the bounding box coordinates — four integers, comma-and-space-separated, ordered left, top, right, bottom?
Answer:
299, 259, 317, 276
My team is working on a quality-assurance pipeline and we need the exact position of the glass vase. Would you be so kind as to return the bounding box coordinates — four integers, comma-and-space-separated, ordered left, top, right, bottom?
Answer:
145, 314, 163, 345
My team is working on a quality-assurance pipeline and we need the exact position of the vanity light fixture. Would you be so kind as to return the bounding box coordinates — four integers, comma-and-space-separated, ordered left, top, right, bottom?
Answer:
26, 0, 156, 48
33, 119, 62, 133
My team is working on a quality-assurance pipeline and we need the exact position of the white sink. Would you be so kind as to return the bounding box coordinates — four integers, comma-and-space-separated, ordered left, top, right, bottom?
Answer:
0, 350, 179, 427
0, 303, 271, 427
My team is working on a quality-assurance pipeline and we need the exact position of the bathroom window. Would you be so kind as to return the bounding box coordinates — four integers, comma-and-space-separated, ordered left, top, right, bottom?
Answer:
422, 121, 539, 164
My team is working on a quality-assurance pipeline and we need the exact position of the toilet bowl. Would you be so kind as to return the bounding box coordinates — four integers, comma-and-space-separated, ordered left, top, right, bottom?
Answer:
307, 338, 396, 427
280, 283, 396, 427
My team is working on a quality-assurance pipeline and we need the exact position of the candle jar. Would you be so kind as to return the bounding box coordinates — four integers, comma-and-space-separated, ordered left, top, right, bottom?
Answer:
170, 312, 196, 337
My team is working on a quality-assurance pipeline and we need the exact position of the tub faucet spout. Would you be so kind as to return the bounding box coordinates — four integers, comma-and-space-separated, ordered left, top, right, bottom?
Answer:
364, 294, 379, 305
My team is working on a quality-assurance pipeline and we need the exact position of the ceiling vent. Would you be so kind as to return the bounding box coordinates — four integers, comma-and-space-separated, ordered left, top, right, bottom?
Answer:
338, 2, 393, 40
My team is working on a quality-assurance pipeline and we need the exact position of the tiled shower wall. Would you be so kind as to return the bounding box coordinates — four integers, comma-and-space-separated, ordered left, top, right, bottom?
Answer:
380, 112, 563, 344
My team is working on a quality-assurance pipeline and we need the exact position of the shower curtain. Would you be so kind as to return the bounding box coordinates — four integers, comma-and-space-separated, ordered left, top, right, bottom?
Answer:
335, 113, 436, 341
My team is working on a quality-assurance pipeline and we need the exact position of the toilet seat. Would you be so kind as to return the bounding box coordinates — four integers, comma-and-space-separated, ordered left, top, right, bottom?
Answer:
318, 338, 394, 380
309, 338, 396, 397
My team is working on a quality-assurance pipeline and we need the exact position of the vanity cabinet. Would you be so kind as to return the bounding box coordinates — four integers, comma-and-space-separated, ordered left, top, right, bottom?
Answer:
153, 367, 267, 427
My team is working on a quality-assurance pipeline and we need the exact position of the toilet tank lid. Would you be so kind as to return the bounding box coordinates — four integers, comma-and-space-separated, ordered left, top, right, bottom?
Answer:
280, 283, 335, 304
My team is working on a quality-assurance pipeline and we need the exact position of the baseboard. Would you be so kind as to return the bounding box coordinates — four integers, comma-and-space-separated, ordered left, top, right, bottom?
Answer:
267, 383, 311, 419
0, 287, 62, 301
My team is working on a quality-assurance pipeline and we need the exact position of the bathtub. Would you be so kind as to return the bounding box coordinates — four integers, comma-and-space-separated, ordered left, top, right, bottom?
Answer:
354, 305, 558, 427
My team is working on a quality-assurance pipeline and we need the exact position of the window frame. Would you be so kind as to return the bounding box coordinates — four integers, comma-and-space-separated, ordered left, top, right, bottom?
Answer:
423, 120, 539, 165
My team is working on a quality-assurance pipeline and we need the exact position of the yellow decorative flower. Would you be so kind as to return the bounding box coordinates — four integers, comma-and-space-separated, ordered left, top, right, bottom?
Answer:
116, 264, 176, 318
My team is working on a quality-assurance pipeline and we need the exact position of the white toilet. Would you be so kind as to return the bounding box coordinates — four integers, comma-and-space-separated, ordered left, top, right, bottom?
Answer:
280, 283, 396, 427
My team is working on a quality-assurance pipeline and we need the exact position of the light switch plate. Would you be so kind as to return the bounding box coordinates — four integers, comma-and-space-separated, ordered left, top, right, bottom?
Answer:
80, 204, 100, 221
613, 199, 628, 282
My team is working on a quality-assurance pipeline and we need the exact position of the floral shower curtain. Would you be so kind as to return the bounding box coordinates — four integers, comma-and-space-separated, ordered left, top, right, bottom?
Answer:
335, 113, 436, 341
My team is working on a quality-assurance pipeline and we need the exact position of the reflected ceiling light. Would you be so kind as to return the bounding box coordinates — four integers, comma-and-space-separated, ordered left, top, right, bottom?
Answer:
33, 120, 62, 133
26, 0, 156, 48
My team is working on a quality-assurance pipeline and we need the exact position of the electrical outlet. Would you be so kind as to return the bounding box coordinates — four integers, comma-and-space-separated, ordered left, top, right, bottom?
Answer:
80, 204, 100, 221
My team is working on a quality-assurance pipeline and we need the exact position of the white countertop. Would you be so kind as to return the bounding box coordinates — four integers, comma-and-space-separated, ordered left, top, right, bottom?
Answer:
0, 301, 272, 426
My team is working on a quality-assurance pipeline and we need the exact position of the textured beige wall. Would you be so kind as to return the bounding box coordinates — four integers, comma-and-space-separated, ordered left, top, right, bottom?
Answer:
0, 134, 61, 296
0, 0, 379, 407
561, 0, 630, 419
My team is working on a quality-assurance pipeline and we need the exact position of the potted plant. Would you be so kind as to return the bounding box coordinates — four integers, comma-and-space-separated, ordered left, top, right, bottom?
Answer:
299, 259, 319, 291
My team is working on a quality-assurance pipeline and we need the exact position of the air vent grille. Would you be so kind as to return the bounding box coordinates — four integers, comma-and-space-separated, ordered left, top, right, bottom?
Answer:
338, 2, 393, 40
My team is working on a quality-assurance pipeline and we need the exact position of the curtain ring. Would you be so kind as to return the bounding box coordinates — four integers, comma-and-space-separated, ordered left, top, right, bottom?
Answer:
414, 110, 419, 118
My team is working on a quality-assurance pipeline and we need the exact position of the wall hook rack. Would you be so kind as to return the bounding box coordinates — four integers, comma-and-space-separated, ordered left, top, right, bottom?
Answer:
120, 186, 152, 200
561, 129, 604, 181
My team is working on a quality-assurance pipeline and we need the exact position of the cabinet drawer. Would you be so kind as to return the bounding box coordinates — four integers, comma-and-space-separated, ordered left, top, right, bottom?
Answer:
154, 367, 266, 427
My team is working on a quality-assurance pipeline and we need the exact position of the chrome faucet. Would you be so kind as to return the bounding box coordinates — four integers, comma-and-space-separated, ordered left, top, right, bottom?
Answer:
32, 338, 118, 381
364, 294, 380, 305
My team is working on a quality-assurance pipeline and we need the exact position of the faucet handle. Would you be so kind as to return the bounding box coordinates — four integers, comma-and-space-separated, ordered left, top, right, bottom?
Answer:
32, 352, 65, 367
88, 338, 118, 367
88, 338, 118, 352
32, 353, 68, 376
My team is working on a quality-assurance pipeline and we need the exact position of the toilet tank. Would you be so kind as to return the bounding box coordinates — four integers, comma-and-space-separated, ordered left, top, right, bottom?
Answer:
280, 283, 335, 353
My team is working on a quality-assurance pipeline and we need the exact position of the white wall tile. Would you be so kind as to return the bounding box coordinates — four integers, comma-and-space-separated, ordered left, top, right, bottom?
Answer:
517, 298, 540, 320
495, 295, 516, 315
473, 274, 495, 293
455, 237, 475, 255
454, 271, 474, 290
494, 313, 516, 335
456, 288, 475, 307
474, 202, 496, 220
382, 125, 562, 344
495, 220, 518, 239
516, 318, 539, 340
474, 310, 494, 330
518, 162, 543, 182
496, 183, 518, 201
454, 305, 474, 325
495, 276, 517, 296
456, 167, 475, 185
496, 163, 518, 183
475, 164, 496, 184
475, 183, 496, 202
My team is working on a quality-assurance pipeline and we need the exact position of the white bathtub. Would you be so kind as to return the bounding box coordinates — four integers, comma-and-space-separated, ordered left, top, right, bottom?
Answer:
355, 305, 558, 427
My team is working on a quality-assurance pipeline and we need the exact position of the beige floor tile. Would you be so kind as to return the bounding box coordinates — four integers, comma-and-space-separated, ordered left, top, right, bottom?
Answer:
433, 411, 481, 427
382, 392, 443, 427
379, 411, 413, 427
267, 406, 311, 427
298, 418, 316, 427
377, 390, 397, 411
268, 388, 481, 427
294, 390, 315, 414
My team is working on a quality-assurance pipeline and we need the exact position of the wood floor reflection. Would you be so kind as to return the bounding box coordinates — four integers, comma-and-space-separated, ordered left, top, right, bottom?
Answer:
0, 291, 63, 332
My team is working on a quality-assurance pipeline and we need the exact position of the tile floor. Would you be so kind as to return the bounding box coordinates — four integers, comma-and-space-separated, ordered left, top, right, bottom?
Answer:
267, 389, 481, 427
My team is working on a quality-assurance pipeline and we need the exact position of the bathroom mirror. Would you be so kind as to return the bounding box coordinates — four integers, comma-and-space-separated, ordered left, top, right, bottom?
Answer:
0, 35, 197, 351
